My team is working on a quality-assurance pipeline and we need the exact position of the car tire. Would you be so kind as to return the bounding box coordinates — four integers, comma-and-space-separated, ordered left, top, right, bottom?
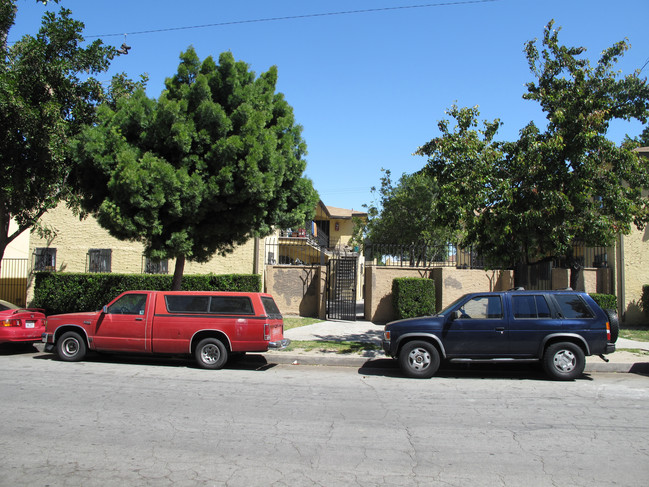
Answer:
56, 331, 87, 362
195, 338, 228, 370
604, 309, 619, 343
399, 340, 440, 379
543, 342, 585, 381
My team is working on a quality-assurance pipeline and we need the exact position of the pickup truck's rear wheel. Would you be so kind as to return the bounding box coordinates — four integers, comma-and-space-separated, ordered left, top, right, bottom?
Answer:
195, 338, 228, 370
399, 340, 440, 379
543, 342, 585, 381
57, 331, 87, 362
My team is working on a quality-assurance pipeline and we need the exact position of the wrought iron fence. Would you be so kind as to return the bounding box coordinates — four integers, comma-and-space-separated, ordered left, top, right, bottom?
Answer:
264, 238, 324, 266
554, 244, 609, 268
364, 243, 485, 269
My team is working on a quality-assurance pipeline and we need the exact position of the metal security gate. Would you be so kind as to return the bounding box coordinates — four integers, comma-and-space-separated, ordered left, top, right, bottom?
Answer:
326, 257, 357, 321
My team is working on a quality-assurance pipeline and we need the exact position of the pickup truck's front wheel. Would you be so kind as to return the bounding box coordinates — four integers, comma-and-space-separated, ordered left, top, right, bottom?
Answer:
543, 342, 585, 380
399, 340, 440, 379
57, 331, 87, 362
195, 338, 228, 370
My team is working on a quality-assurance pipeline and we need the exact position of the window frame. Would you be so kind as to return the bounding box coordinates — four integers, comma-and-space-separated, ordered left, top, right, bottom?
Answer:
34, 247, 57, 271
88, 249, 112, 273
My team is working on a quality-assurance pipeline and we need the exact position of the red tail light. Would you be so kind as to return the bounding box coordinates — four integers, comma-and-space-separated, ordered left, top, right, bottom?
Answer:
2, 319, 20, 327
264, 323, 270, 341
606, 321, 611, 341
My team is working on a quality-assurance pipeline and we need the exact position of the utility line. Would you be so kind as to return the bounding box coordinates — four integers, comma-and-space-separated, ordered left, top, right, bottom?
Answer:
87, 0, 501, 38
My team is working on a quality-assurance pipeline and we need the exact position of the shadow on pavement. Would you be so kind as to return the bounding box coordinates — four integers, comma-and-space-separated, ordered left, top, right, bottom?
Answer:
357, 358, 595, 381
0, 343, 39, 355
629, 363, 649, 376
33, 349, 277, 372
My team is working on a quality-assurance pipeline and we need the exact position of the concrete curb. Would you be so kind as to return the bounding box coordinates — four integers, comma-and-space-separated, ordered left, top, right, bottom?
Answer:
263, 351, 649, 374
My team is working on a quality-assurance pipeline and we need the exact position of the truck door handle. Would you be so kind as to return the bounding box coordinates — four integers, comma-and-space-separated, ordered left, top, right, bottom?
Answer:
135, 318, 144, 321
495, 327, 505, 332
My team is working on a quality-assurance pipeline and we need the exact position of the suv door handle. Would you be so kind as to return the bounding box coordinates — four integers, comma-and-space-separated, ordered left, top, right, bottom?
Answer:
495, 327, 505, 332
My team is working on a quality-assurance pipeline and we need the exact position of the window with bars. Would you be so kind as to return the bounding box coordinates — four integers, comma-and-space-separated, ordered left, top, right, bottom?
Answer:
34, 248, 57, 271
88, 249, 112, 273
144, 257, 169, 274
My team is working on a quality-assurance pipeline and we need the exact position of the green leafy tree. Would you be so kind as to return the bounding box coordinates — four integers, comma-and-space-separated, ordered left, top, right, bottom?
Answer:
0, 0, 117, 271
418, 21, 649, 285
73, 48, 318, 289
623, 125, 649, 147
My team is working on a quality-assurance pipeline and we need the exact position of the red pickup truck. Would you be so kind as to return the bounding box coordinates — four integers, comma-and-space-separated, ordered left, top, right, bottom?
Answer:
42, 290, 289, 369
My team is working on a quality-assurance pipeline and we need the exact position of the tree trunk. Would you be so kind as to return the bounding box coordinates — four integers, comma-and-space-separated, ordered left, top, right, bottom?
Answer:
171, 255, 185, 290
569, 262, 583, 291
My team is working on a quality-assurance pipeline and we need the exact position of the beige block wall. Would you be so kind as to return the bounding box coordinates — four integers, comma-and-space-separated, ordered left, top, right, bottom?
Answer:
265, 265, 321, 317
620, 228, 649, 325
27, 204, 260, 301
364, 266, 514, 323
5, 221, 30, 259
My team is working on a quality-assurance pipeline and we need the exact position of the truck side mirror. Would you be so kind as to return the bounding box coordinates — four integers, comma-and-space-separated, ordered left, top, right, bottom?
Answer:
103, 306, 108, 314
450, 310, 461, 321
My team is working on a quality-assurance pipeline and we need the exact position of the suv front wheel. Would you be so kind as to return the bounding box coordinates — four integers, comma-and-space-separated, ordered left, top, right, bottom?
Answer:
543, 342, 585, 381
399, 340, 440, 379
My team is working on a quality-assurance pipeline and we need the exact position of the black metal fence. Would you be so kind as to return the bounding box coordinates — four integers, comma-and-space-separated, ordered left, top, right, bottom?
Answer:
264, 238, 610, 272
264, 239, 324, 266
554, 244, 609, 269
364, 243, 485, 269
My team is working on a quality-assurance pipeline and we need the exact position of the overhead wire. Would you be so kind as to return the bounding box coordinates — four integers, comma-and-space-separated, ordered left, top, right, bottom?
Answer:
86, 0, 501, 38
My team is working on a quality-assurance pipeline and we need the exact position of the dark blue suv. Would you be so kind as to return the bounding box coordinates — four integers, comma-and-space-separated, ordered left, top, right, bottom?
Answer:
382, 290, 617, 380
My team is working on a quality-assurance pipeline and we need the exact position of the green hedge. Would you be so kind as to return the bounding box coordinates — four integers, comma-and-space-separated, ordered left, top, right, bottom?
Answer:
32, 272, 262, 315
642, 285, 649, 316
392, 277, 435, 320
589, 293, 617, 310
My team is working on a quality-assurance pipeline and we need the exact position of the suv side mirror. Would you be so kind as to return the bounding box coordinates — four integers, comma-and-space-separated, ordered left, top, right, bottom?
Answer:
450, 310, 461, 321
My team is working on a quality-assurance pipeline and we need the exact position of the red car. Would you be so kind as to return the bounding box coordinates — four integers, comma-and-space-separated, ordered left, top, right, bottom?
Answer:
0, 300, 47, 344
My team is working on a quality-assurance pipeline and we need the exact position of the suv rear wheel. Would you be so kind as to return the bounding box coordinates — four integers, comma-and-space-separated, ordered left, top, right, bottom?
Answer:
399, 340, 440, 379
543, 342, 585, 380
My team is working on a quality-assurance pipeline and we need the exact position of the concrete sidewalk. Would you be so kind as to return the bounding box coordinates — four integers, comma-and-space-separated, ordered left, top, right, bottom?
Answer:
264, 319, 649, 374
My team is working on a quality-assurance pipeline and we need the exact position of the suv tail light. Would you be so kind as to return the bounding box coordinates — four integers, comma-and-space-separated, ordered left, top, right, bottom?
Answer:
264, 323, 270, 341
606, 321, 611, 341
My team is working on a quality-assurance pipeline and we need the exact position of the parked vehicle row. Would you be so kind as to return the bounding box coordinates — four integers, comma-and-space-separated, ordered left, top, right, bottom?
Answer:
3, 288, 620, 381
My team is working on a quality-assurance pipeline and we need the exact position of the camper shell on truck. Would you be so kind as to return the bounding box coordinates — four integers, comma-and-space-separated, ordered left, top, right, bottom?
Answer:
42, 291, 288, 369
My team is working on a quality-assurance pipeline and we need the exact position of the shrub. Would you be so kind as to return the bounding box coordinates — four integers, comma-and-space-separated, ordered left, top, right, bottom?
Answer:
392, 277, 435, 320
32, 272, 261, 315
589, 293, 617, 310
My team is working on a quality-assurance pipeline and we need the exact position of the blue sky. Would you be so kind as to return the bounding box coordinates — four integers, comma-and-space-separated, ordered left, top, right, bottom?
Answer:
9, 0, 649, 212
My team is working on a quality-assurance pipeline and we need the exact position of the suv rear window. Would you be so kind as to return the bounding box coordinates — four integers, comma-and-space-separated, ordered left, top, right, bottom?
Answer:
512, 295, 552, 319
554, 294, 594, 319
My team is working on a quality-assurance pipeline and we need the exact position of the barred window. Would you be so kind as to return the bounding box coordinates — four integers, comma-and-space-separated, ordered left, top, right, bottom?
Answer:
144, 257, 168, 274
34, 248, 56, 271
88, 249, 112, 273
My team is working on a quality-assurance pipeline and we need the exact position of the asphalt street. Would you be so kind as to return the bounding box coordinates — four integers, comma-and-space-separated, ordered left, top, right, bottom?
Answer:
1, 344, 648, 486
